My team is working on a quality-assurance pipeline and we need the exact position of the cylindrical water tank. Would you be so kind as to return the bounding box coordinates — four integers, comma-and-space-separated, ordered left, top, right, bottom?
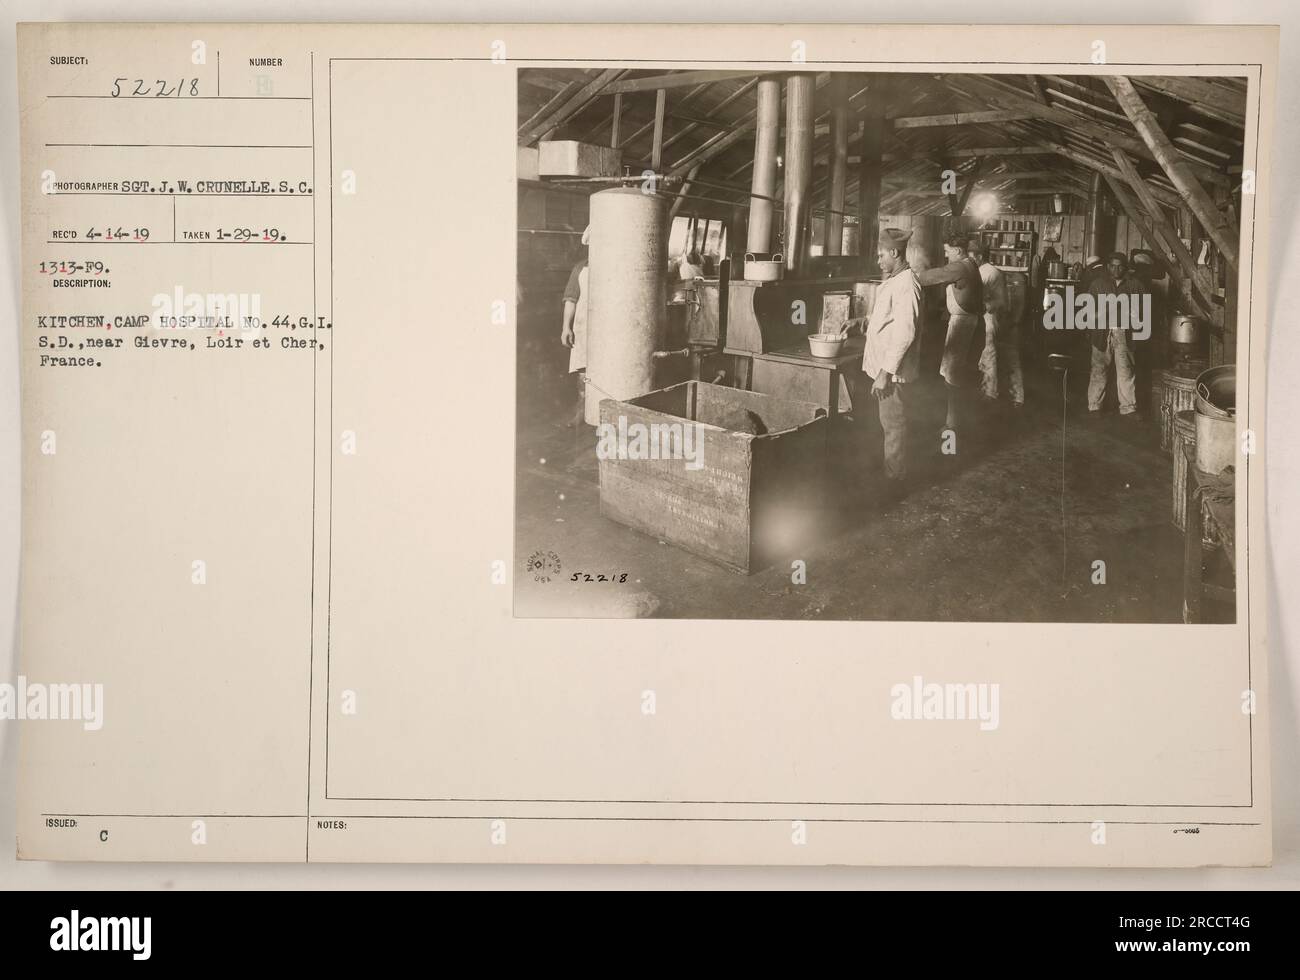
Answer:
584, 187, 667, 425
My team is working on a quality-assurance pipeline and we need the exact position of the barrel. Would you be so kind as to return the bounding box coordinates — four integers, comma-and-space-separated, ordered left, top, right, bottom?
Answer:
1149, 374, 1165, 421
584, 188, 668, 425
1172, 410, 1196, 530
1172, 408, 1223, 548
1156, 368, 1198, 453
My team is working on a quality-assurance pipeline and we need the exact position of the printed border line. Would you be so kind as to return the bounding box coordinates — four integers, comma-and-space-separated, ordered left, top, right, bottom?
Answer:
322, 815, 1261, 826
40, 813, 1261, 827
42, 813, 303, 819
319, 56, 1260, 819
307, 48, 317, 863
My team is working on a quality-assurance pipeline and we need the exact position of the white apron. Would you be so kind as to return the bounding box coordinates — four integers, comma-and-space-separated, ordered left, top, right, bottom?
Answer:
568, 264, 589, 373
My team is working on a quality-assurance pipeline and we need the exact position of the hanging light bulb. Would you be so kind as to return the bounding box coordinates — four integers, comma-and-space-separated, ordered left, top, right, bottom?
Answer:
971, 192, 998, 220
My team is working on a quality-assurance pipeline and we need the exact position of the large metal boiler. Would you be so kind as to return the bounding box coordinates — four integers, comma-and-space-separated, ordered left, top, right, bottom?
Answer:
584, 187, 668, 424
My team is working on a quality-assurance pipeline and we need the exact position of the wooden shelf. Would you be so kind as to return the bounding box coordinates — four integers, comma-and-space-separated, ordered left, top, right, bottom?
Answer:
981, 227, 1036, 274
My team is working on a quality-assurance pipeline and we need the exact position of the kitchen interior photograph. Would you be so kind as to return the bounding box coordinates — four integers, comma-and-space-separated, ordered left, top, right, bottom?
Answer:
514, 68, 1246, 623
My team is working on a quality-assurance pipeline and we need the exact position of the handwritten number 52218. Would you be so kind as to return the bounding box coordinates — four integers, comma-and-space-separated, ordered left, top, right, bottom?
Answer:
111, 79, 200, 97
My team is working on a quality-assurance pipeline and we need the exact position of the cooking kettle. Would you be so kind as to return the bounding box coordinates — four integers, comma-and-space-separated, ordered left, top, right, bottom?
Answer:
1170, 314, 1203, 347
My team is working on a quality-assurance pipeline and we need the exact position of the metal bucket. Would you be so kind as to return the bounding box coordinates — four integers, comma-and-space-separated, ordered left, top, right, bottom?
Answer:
1170, 314, 1203, 347
744, 252, 784, 282
1195, 413, 1234, 476
1194, 366, 1235, 475
1195, 365, 1235, 419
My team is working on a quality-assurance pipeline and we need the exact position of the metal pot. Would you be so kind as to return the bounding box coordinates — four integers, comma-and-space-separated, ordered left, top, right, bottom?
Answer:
1195, 365, 1235, 419
1171, 314, 1203, 347
744, 252, 784, 282
1046, 261, 1070, 280
1193, 365, 1235, 475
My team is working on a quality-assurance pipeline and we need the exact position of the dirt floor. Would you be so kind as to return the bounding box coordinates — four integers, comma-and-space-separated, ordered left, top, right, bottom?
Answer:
514, 355, 1214, 623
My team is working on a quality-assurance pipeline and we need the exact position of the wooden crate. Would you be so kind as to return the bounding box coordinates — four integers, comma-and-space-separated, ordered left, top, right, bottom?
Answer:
538, 140, 623, 178
598, 382, 828, 573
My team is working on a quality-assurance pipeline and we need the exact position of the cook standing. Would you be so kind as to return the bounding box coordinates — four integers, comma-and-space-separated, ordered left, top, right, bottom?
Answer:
559, 226, 590, 425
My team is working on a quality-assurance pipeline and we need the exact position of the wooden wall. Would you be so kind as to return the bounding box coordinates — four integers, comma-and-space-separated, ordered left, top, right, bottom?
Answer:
877, 213, 946, 271
517, 182, 591, 423
518, 182, 589, 307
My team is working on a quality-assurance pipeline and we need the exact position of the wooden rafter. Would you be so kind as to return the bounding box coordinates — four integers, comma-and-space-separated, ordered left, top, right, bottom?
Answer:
892, 108, 1037, 129
516, 79, 586, 141
1109, 148, 1219, 316
952, 156, 984, 216
1130, 76, 1246, 128
1103, 173, 1215, 320
651, 89, 667, 171
1103, 75, 1239, 272
519, 68, 624, 145
943, 74, 1227, 187
599, 69, 767, 96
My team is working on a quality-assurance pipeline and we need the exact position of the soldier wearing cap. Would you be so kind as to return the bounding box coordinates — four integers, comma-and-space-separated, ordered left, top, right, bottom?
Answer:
968, 240, 1018, 405
559, 225, 591, 426
1079, 254, 1106, 292
845, 226, 923, 490
1085, 250, 1145, 419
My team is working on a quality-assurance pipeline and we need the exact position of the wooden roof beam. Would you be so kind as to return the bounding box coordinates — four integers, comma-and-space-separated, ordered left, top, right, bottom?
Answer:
1103, 171, 1216, 319
667, 116, 759, 177
1129, 76, 1246, 128
595, 81, 711, 147
519, 68, 625, 145
1104, 75, 1239, 272
600, 69, 770, 96
949, 145, 1054, 157
670, 75, 833, 179
660, 79, 758, 155
519, 74, 573, 94
943, 74, 1227, 187
516, 79, 587, 141
1038, 140, 1183, 208
891, 108, 1037, 129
